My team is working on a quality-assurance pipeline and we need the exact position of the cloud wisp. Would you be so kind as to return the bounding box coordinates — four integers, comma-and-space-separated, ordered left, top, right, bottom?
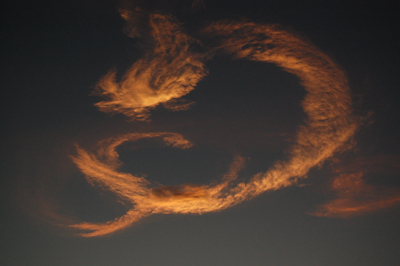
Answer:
93, 12, 208, 120
312, 155, 400, 218
65, 15, 361, 237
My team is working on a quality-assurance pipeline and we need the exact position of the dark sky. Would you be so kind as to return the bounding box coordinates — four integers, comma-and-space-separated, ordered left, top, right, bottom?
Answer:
1, 0, 400, 265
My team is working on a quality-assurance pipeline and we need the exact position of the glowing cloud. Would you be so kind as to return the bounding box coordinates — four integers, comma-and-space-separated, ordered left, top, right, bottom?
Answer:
312, 155, 400, 217
93, 13, 207, 120
66, 16, 360, 236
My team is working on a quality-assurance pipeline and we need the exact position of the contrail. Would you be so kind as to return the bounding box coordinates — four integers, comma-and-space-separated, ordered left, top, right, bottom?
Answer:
66, 15, 360, 236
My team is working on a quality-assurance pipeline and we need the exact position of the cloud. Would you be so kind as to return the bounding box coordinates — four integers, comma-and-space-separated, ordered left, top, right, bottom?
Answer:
64, 17, 360, 236
312, 155, 400, 218
93, 12, 208, 121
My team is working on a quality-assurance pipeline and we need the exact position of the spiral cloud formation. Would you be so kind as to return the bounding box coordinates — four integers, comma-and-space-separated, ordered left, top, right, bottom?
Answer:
70, 12, 359, 236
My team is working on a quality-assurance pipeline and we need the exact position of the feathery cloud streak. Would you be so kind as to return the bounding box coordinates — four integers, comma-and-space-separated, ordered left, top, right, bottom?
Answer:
313, 155, 400, 217
94, 13, 207, 120
66, 15, 360, 236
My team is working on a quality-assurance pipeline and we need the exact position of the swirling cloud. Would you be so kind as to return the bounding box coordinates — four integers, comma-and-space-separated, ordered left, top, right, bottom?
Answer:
67, 15, 360, 236
93, 13, 207, 120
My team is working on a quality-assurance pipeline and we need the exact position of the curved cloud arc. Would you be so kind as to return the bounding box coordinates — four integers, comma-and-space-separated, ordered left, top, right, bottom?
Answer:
69, 18, 358, 237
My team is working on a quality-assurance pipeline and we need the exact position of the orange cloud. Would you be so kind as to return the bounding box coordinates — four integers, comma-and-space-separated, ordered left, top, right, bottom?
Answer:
312, 156, 400, 218
63, 17, 361, 236
93, 13, 207, 120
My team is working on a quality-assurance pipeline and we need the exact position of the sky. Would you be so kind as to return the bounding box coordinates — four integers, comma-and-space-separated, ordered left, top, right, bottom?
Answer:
1, 0, 400, 265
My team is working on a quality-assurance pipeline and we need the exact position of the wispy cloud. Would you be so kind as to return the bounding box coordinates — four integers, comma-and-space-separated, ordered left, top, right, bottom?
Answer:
65, 16, 359, 236
93, 12, 207, 120
312, 155, 400, 218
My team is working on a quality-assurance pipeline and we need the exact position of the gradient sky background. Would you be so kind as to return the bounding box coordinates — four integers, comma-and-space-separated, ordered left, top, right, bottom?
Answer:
1, 0, 400, 265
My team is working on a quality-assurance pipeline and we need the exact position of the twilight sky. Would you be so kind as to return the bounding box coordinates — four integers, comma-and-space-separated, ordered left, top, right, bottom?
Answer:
1, 0, 400, 265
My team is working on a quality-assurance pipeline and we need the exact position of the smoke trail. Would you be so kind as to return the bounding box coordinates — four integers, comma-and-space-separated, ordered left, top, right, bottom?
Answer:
66, 18, 360, 236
